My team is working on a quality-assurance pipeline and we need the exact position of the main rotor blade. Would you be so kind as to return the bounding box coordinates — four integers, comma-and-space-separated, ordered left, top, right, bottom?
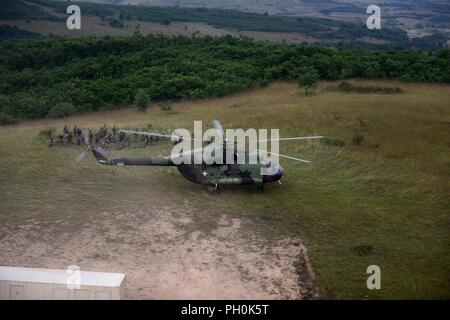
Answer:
258, 150, 312, 163
81, 129, 90, 146
166, 147, 205, 161
119, 130, 203, 142
212, 120, 225, 136
257, 136, 325, 142
74, 151, 87, 162
119, 130, 174, 139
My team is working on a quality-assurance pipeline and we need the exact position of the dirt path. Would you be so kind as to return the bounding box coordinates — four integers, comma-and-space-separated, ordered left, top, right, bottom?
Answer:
0, 201, 315, 299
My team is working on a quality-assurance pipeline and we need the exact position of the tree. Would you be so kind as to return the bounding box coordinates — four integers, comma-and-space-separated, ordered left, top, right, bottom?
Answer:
134, 88, 150, 112
296, 68, 319, 96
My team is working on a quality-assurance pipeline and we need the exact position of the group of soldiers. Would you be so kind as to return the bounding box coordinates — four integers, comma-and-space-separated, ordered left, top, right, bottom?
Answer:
48, 124, 164, 148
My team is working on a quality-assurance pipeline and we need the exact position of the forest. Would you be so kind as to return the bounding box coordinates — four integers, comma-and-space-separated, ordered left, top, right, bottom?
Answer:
0, 35, 449, 124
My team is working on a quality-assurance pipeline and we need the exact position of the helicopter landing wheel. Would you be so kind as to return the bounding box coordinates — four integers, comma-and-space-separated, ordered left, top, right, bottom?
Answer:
256, 183, 265, 193
210, 184, 220, 195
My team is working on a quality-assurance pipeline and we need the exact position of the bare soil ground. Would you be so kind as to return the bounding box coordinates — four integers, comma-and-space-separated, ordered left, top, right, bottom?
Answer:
0, 197, 315, 299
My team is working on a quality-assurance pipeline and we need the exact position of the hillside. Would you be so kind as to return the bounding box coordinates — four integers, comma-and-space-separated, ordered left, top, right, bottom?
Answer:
0, 0, 447, 50
49, 0, 450, 42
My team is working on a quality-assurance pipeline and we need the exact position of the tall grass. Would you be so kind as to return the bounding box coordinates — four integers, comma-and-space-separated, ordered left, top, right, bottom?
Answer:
0, 80, 449, 298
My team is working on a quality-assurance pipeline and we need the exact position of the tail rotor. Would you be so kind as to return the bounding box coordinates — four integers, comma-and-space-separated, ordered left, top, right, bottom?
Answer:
74, 129, 109, 162
74, 130, 90, 162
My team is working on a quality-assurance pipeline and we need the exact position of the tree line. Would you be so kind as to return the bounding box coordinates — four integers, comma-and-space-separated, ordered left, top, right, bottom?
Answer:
0, 35, 449, 124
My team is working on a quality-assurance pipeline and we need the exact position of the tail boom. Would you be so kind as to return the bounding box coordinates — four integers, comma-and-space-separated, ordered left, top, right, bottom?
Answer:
92, 149, 174, 166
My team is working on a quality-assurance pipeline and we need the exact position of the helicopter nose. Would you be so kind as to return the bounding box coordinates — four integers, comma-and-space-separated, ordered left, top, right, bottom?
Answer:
262, 164, 284, 183
271, 166, 284, 181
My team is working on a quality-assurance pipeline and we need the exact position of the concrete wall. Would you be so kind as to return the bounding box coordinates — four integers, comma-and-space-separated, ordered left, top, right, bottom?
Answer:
0, 281, 124, 300
0, 266, 126, 300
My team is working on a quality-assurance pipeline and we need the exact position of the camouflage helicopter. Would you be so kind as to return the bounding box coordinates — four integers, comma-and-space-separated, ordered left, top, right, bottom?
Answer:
76, 121, 323, 193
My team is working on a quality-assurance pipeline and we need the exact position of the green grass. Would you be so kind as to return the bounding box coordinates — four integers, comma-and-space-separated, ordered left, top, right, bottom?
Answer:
0, 80, 449, 299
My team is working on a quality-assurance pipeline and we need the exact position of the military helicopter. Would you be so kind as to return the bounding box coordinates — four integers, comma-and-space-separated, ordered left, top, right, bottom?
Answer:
75, 121, 323, 193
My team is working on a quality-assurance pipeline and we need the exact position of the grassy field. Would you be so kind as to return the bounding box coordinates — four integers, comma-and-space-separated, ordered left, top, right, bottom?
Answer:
0, 80, 449, 299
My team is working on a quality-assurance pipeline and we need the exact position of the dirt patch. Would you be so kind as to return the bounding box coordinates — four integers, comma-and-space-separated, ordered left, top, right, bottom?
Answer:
0, 201, 315, 299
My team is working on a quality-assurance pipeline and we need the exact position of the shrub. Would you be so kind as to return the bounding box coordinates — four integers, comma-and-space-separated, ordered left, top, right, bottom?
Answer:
38, 127, 56, 140
352, 133, 364, 145
159, 101, 172, 112
322, 138, 345, 147
352, 245, 374, 256
107, 18, 124, 28
338, 81, 352, 92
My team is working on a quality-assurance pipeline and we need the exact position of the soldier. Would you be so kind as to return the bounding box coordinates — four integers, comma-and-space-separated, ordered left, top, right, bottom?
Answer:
102, 124, 108, 138
119, 131, 125, 144
104, 133, 112, 146
74, 126, 79, 143
67, 132, 73, 145
58, 134, 64, 145
89, 130, 94, 146
63, 125, 68, 135
134, 128, 139, 143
